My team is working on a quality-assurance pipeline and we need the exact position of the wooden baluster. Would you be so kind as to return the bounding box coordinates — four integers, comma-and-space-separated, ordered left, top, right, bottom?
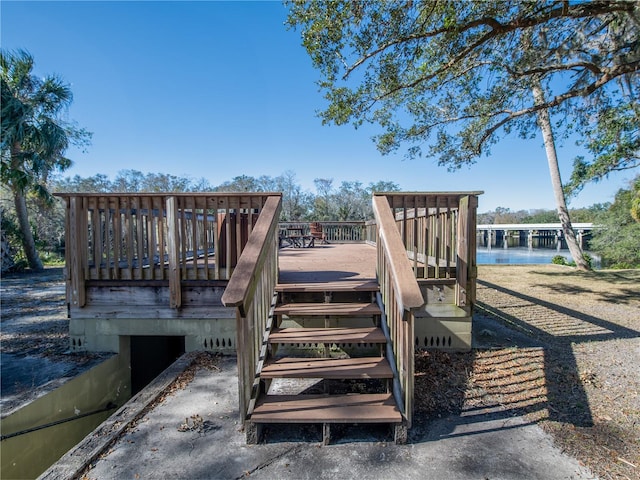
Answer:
179, 197, 188, 280
167, 196, 181, 308
135, 196, 144, 280
69, 196, 86, 308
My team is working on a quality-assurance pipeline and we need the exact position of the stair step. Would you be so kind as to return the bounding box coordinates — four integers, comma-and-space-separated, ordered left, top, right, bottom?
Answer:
276, 280, 379, 293
274, 302, 381, 317
251, 393, 401, 423
269, 327, 386, 344
261, 357, 393, 379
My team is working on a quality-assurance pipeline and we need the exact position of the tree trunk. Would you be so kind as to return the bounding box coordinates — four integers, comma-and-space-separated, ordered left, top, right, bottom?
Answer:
10, 143, 44, 271
532, 81, 590, 271
13, 188, 44, 271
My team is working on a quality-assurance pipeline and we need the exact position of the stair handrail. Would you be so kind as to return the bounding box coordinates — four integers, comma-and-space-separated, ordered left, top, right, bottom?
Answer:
221, 194, 282, 424
372, 195, 424, 312
372, 194, 424, 428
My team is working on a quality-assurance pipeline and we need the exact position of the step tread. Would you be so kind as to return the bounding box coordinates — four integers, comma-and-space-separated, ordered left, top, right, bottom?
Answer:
269, 327, 386, 344
251, 393, 402, 423
274, 302, 382, 316
261, 356, 393, 379
276, 280, 379, 293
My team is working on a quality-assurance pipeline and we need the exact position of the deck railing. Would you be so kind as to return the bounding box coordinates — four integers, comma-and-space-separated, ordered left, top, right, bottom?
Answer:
221, 196, 282, 423
381, 192, 481, 309
278, 221, 366, 243
372, 195, 425, 428
55, 193, 279, 308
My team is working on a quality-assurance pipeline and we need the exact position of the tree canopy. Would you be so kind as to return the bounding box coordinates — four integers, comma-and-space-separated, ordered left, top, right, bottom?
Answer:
1, 49, 91, 269
590, 175, 640, 267
287, 0, 639, 270
286, 0, 639, 182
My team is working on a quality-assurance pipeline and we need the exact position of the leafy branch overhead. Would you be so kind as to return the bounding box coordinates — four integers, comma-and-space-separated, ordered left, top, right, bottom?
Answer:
286, 0, 639, 183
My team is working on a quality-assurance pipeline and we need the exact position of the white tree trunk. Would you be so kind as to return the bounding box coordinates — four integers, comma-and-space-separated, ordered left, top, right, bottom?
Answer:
532, 81, 590, 270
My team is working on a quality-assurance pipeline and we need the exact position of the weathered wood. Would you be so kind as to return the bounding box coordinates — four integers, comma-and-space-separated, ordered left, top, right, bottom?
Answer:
323, 423, 331, 445
382, 191, 484, 209
219, 195, 282, 426
166, 196, 181, 308
261, 357, 393, 379
373, 194, 425, 430
269, 327, 386, 344
69, 197, 86, 307
457, 195, 470, 308
250, 393, 401, 423
276, 280, 379, 293
372, 195, 423, 313
221, 196, 282, 309
274, 302, 381, 317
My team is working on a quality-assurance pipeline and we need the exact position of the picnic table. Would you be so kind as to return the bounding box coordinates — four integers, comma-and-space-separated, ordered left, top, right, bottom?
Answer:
279, 227, 315, 248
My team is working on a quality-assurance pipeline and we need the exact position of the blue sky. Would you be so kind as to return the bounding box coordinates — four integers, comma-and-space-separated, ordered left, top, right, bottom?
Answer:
1, 1, 634, 212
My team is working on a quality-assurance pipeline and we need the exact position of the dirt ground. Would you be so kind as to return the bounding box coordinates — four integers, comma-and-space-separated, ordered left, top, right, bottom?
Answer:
1, 264, 639, 479
415, 265, 640, 480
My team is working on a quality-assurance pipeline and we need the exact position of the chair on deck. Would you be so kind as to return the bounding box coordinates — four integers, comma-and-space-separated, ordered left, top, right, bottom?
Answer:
309, 222, 328, 244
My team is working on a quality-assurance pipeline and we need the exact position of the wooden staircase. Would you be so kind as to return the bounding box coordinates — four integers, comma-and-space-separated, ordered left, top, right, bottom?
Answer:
246, 279, 406, 444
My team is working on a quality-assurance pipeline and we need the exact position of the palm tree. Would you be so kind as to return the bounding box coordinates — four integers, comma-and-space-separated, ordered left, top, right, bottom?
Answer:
1, 49, 90, 270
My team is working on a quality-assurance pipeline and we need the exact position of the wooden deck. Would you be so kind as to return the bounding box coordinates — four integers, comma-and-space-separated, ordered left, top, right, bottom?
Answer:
278, 243, 377, 284
56, 192, 481, 444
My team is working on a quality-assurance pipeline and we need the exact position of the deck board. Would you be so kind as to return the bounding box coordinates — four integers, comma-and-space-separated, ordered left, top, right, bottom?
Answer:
276, 280, 379, 293
274, 302, 381, 317
251, 393, 401, 423
261, 357, 393, 379
278, 244, 377, 284
269, 327, 386, 344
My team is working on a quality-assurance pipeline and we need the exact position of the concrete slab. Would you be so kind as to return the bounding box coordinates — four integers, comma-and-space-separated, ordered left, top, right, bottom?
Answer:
46, 355, 595, 480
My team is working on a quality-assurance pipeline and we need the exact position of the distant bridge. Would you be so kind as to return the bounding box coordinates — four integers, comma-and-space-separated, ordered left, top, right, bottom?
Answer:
476, 223, 596, 250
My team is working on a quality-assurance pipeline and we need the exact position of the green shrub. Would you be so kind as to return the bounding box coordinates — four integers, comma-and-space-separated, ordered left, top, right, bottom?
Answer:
551, 255, 568, 265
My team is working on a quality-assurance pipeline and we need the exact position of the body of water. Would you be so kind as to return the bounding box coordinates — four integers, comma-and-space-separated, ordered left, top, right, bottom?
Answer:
477, 247, 599, 267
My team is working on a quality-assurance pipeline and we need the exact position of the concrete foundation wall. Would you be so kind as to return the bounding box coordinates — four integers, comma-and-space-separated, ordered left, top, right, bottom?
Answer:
68, 284, 237, 354
70, 317, 237, 354
0, 344, 131, 480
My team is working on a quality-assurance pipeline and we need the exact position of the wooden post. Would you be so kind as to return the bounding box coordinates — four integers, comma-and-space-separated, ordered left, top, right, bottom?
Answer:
69, 196, 86, 308
166, 196, 181, 308
456, 196, 470, 308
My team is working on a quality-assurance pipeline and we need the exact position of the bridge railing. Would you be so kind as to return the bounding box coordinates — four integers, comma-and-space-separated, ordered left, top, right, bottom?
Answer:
55, 192, 280, 308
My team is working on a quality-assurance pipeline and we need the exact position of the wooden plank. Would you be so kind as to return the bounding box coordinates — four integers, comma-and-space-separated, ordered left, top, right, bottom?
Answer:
251, 393, 401, 423
261, 357, 393, 379
69, 196, 86, 308
124, 196, 134, 280
274, 302, 381, 317
179, 197, 188, 280
456, 195, 469, 308
70, 304, 236, 320
275, 280, 379, 293
166, 196, 181, 308
269, 327, 386, 344
135, 196, 144, 280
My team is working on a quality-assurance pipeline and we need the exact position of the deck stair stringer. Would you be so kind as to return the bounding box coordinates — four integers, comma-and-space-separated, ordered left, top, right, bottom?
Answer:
245, 279, 407, 445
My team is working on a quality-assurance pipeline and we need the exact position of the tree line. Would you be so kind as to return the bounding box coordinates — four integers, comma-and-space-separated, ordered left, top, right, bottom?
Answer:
3, 168, 638, 271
